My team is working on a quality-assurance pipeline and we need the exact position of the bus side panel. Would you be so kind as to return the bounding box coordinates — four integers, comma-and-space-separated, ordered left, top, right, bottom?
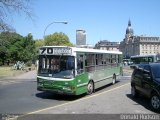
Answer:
89, 66, 121, 89
74, 73, 89, 95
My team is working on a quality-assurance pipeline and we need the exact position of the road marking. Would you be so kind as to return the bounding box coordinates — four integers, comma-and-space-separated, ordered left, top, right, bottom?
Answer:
18, 82, 130, 118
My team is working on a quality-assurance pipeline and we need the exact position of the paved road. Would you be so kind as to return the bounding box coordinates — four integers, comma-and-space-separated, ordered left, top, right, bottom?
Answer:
0, 70, 36, 85
0, 70, 67, 114
0, 74, 131, 114
37, 82, 154, 114
0, 68, 158, 120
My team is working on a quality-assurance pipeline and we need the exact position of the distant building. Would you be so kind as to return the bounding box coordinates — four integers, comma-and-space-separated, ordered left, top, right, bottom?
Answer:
77, 44, 94, 49
76, 30, 86, 45
119, 20, 160, 58
95, 40, 120, 51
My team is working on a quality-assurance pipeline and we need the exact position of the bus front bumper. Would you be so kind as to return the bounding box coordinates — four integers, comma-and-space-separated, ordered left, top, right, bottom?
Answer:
37, 87, 76, 95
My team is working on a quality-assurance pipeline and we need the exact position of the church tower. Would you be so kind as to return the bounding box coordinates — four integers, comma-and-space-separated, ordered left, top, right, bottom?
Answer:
125, 19, 134, 43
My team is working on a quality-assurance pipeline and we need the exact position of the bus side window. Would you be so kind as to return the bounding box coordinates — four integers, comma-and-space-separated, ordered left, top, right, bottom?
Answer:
148, 57, 153, 62
77, 55, 84, 74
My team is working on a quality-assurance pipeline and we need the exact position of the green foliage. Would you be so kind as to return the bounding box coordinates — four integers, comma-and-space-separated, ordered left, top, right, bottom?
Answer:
23, 33, 36, 62
26, 61, 32, 67
0, 32, 21, 64
44, 32, 74, 46
0, 31, 74, 66
34, 39, 44, 60
35, 39, 44, 48
0, 32, 36, 65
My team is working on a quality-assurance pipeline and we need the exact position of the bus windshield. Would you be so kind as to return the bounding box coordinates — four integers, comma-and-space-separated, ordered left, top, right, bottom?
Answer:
38, 55, 75, 79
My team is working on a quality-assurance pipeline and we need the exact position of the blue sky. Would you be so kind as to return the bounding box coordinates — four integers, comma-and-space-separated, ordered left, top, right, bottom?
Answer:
12, 0, 160, 45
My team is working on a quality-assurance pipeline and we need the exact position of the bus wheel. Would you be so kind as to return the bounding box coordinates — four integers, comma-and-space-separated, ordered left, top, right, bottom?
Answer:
112, 74, 116, 84
87, 81, 94, 95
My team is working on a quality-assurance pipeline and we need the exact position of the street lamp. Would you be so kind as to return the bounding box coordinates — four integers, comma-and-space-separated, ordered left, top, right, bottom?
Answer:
43, 21, 68, 39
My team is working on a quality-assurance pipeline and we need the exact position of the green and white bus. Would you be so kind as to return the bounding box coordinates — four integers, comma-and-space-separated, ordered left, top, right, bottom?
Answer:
130, 54, 160, 64
37, 46, 123, 95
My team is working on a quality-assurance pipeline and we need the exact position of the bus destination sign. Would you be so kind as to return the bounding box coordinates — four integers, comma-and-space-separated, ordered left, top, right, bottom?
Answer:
39, 47, 72, 55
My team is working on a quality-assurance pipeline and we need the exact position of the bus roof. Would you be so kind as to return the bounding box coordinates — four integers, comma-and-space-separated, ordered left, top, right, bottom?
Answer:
73, 47, 122, 54
41, 46, 122, 55
130, 54, 157, 58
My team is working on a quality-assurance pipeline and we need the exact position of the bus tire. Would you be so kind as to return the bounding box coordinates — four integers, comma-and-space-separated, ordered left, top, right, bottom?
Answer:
87, 81, 94, 95
112, 74, 116, 84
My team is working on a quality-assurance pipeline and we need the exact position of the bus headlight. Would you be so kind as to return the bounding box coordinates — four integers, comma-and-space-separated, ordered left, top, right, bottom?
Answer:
63, 86, 71, 90
65, 82, 68, 85
38, 78, 43, 83
63, 86, 75, 90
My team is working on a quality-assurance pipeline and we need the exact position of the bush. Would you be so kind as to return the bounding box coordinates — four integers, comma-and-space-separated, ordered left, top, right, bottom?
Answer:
26, 61, 32, 67
0, 60, 2, 66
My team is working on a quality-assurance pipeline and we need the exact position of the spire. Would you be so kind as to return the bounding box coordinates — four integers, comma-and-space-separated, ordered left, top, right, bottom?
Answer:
128, 19, 131, 27
126, 19, 134, 36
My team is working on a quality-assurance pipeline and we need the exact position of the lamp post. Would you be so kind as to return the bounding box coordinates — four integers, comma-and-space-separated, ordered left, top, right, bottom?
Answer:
43, 21, 68, 39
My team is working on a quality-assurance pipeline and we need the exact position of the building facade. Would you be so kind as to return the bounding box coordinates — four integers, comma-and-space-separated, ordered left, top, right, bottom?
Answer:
76, 30, 86, 46
119, 20, 160, 58
95, 40, 120, 51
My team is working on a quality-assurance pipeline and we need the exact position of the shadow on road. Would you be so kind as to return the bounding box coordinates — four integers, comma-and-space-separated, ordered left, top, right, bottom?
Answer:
126, 94, 160, 114
35, 92, 85, 101
95, 81, 120, 92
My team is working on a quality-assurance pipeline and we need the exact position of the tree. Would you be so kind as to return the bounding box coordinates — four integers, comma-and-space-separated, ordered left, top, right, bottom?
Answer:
35, 39, 44, 59
35, 39, 44, 48
23, 33, 36, 62
8, 33, 24, 62
0, 34, 8, 65
0, 32, 36, 65
0, 0, 34, 32
0, 32, 21, 65
44, 32, 74, 46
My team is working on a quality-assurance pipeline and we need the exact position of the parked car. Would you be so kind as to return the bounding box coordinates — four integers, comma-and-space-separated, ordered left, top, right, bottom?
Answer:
131, 63, 160, 111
